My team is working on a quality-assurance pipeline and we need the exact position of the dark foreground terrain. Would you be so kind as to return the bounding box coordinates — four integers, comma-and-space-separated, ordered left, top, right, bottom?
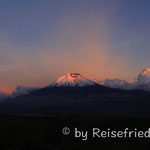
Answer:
0, 114, 150, 150
0, 86, 150, 149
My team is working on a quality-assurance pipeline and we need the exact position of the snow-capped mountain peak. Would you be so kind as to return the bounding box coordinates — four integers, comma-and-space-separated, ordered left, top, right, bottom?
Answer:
50, 73, 96, 87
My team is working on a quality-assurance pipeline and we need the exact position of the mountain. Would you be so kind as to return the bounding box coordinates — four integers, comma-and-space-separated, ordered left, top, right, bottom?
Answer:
50, 73, 96, 87
1, 72, 150, 116
31, 73, 118, 96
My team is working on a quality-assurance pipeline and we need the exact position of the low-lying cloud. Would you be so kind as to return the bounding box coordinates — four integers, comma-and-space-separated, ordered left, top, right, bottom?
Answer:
12, 85, 40, 96
94, 68, 150, 92
0, 85, 40, 100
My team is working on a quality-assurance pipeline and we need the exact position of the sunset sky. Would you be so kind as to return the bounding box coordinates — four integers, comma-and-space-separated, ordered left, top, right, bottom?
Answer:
0, 0, 150, 93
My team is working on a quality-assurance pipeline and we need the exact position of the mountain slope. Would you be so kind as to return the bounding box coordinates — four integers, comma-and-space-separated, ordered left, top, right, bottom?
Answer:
31, 73, 120, 96
1, 73, 150, 116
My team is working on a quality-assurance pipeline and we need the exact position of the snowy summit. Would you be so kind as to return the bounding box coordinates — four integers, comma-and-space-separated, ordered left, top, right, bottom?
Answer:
50, 73, 96, 87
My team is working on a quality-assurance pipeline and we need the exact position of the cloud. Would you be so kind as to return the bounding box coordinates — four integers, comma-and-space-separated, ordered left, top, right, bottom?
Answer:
94, 68, 150, 92
12, 85, 40, 96
131, 69, 150, 91
104, 79, 130, 90
137, 69, 150, 84
94, 78, 131, 90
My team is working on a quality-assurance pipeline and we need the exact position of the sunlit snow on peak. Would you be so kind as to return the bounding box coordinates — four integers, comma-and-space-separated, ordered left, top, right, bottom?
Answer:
50, 73, 95, 87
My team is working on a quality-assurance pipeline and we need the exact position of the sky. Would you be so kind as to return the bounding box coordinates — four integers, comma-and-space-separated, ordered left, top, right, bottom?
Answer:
0, 0, 150, 93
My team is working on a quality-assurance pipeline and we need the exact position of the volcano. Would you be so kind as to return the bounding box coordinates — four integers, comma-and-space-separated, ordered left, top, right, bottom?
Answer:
1, 72, 150, 116
50, 73, 96, 87
31, 73, 114, 97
